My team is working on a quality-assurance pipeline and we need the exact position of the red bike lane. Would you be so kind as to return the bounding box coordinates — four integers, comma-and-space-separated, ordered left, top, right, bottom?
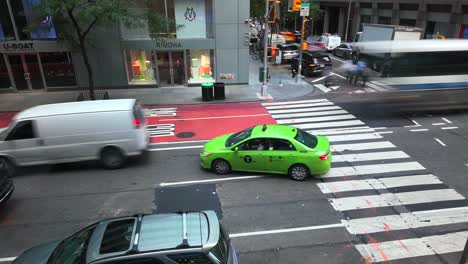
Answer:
0, 102, 277, 143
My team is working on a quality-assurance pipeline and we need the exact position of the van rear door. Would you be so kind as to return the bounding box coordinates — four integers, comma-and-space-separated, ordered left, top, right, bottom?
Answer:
132, 102, 148, 150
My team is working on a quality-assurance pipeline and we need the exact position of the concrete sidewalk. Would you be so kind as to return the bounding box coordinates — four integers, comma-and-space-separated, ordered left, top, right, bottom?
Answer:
0, 60, 318, 112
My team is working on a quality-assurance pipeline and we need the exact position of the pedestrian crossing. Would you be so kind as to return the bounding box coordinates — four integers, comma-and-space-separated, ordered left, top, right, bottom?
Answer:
312, 80, 391, 94
262, 98, 468, 263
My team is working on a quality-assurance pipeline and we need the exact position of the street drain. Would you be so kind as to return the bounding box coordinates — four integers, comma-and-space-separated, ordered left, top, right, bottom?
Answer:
176, 132, 195, 138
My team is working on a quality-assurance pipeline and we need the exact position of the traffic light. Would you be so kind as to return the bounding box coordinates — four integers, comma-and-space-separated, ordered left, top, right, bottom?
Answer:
292, 0, 302, 11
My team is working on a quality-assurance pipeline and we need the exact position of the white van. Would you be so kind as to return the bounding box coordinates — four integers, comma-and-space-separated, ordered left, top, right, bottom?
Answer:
318, 34, 342, 51
0, 99, 148, 175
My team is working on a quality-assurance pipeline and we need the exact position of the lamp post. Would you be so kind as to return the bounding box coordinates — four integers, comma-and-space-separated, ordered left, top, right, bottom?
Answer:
344, 0, 352, 41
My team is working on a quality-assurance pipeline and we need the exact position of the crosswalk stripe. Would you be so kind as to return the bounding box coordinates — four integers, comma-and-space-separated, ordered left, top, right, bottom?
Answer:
367, 82, 387, 92
265, 102, 334, 110
332, 151, 409, 163
262, 99, 329, 106
315, 84, 332, 93
344, 206, 468, 235
355, 231, 468, 262
323, 162, 425, 179
317, 174, 441, 193
329, 189, 465, 211
272, 109, 349, 119
268, 106, 342, 114
332, 141, 396, 152
308, 126, 373, 135
327, 133, 383, 142
295, 120, 365, 130
277, 114, 357, 124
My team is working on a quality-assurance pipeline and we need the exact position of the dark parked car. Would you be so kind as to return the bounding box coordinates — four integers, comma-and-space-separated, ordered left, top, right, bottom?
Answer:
13, 211, 237, 264
333, 43, 354, 59
0, 160, 14, 205
291, 52, 331, 77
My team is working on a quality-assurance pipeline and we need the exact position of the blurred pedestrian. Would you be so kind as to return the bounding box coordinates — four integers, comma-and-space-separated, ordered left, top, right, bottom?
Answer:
353, 60, 367, 86
348, 61, 359, 84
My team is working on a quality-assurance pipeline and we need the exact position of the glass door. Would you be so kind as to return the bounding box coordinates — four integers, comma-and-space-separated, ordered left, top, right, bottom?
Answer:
8, 55, 28, 90
172, 51, 185, 85
156, 51, 186, 86
7, 54, 44, 90
157, 51, 171, 85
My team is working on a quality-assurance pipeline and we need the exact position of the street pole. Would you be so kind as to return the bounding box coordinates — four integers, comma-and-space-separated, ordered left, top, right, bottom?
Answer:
296, 16, 306, 83
344, 0, 352, 41
261, 0, 269, 97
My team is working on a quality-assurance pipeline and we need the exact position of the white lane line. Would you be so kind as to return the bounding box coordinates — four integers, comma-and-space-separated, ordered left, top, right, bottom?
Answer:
311, 75, 329, 83
432, 123, 445, 126
315, 84, 332, 93
323, 162, 425, 179
311, 128, 375, 136
272, 109, 349, 119
268, 105, 342, 114
229, 223, 345, 238
159, 113, 269, 121
262, 99, 328, 106
265, 102, 334, 110
330, 86, 340, 90
0, 257, 16, 262
277, 114, 356, 125
332, 151, 409, 163
366, 82, 387, 92
309, 126, 371, 134
330, 189, 465, 211
330, 56, 345, 63
317, 174, 441, 193
355, 231, 468, 263
410, 129, 429, 132
330, 72, 347, 79
295, 120, 365, 130
160, 175, 265, 187
344, 207, 468, 235
149, 139, 209, 145
442, 126, 458, 130
147, 145, 204, 151
327, 133, 383, 142
376, 131, 393, 134
412, 120, 421, 126
373, 127, 387, 130
364, 88, 377, 93
442, 117, 452, 124
434, 138, 446, 147
332, 141, 396, 152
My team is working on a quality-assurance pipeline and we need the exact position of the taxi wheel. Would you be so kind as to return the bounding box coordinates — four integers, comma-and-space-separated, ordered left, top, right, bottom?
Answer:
288, 164, 309, 181
212, 159, 231, 175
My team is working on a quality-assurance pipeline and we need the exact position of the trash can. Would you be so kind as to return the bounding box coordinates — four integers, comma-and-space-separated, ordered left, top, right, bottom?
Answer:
201, 82, 214, 101
259, 67, 270, 82
214, 82, 225, 100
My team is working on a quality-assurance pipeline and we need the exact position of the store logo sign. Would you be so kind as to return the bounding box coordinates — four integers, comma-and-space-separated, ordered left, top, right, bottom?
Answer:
1, 42, 35, 52
155, 40, 182, 49
184, 7, 196, 21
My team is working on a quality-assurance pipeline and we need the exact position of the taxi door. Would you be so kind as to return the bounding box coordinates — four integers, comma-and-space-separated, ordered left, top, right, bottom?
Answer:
266, 138, 297, 174
230, 138, 267, 172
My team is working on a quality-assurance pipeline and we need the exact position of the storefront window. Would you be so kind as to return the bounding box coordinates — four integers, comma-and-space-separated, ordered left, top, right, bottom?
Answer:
40, 52, 76, 87
0, 1, 16, 41
0, 55, 12, 89
23, 0, 57, 39
187, 49, 214, 84
125, 50, 156, 85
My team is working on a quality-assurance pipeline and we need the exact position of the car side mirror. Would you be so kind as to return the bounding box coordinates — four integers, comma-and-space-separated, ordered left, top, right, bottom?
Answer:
233, 147, 239, 151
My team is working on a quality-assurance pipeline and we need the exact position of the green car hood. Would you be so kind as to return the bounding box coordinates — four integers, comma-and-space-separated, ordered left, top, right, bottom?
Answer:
314, 135, 330, 153
204, 133, 232, 152
12, 241, 60, 264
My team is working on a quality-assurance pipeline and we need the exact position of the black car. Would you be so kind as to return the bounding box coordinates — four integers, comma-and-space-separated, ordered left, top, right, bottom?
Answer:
0, 159, 14, 205
333, 43, 353, 59
291, 52, 331, 77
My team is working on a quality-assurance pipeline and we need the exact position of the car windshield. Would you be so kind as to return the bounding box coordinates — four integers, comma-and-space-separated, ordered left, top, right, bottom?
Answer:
48, 225, 96, 264
225, 127, 254, 147
294, 129, 318, 148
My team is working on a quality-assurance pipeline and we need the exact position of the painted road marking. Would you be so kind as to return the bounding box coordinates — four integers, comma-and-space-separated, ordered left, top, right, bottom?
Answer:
277, 114, 357, 124
160, 175, 265, 187
332, 151, 409, 163
149, 139, 209, 145
410, 128, 429, 132
323, 162, 425, 179
434, 138, 446, 147
159, 113, 270, 121
344, 207, 468, 235
147, 145, 204, 151
261, 99, 329, 106
317, 174, 441, 193
311, 75, 330, 83
309, 126, 372, 134
314, 84, 332, 93
330, 72, 346, 79
310, 127, 375, 136
143, 108, 177, 116
268, 105, 342, 114
376, 131, 393, 134
264, 102, 334, 110
296, 120, 365, 130
327, 133, 383, 142
147, 124, 175, 137
0, 257, 15, 262
355, 231, 468, 262
441, 117, 452, 124
229, 223, 345, 238
332, 141, 396, 152
366, 82, 387, 92
373, 127, 387, 130
432, 123, 445, 126
330, 189, 465, 211
272, 109, 349, 119
404, 120, 421, 128
442, 126, 458, 130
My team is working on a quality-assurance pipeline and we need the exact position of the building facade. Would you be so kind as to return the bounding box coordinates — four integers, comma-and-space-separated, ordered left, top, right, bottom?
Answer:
0, 0, 249, 92
316, 0, 468, 41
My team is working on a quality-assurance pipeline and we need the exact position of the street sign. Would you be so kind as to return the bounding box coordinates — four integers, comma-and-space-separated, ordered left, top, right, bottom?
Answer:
300, 3, 310, 16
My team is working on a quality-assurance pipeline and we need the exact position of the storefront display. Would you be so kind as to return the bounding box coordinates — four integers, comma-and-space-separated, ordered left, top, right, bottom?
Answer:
125, 50, 156, 85
187, 49, 214, 84
40, 52, 76, 87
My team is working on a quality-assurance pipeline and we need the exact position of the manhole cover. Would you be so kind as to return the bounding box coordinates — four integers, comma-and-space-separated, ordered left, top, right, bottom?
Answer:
176, 131, 195, 138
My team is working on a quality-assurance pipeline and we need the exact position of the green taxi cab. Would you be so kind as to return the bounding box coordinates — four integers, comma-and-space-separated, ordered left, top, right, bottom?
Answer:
200, 124, 331, 181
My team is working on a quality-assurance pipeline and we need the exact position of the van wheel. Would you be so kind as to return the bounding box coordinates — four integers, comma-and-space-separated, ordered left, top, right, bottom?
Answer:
0, 157, 16, 178
101, 147, 126, 169
212, 159, 231, 175
288, 164, 309, 181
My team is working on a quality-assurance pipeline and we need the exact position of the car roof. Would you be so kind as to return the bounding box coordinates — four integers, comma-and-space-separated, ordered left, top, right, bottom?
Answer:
251, 124, 297, 139
15, 99, 136, 120
87, 211, 220, 263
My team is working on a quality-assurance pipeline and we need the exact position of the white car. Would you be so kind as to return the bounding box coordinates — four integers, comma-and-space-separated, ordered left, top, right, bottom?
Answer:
318, 34, 342, 52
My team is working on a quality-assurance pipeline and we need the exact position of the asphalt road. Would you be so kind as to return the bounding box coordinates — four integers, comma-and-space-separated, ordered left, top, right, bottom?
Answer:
1, 59, 468, 263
